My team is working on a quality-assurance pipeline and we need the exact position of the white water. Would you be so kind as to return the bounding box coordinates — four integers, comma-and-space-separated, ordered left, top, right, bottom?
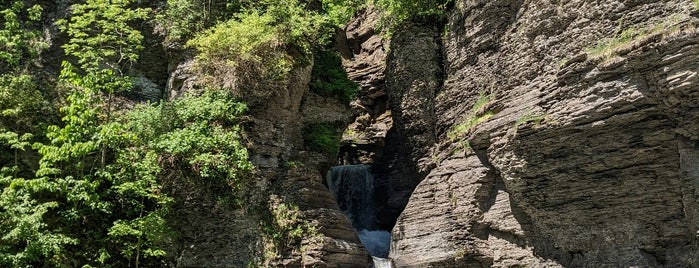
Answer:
326, 165, 377, 230
326, 165, 394, 267
372, 256, 393, 268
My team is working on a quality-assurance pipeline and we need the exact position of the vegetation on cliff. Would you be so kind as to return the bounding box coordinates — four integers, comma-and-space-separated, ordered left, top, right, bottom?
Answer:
0, 0, 377, 266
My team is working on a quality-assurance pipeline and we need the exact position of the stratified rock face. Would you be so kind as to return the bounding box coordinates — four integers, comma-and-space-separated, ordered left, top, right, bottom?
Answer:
390, 0, 699, 266
340, 13, 444, 231
374, 23, 443, 231
339, 8, 392, 164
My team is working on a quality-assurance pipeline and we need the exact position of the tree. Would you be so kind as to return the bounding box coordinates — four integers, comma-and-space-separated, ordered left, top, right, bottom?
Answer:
0, 1, 172, 267
0, 1, 49, 134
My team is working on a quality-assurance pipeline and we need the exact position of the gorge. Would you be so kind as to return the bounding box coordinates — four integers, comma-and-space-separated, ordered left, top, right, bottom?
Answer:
318, 0, 699, 266
1, 0, 699, 267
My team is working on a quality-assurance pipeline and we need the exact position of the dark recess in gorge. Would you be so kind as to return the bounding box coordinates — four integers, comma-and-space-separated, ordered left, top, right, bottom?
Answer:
323, 6, 447, 242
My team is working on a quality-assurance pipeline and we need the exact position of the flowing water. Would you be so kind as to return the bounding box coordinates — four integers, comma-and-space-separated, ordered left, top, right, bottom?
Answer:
371, 256, 393, 268
326, 165, 393, 267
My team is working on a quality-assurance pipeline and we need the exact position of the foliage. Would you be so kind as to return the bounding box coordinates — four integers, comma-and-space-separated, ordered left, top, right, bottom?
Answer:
155, 0, 243, 46
0, 74, 48, 133
186, 11, 294, 96
158, 0, 361, 47
0, 35, 253, 268
270, 202, 312, 247
0, 90, 174, 267
56, 0, 150, 74
135, 90, 253, 202
320, 0, 364, 28
261, 196, 319, 265
0, 0, 369, 266
187, 11, 289, 74
310, 50, 358, 104
374, 0, 452, 31
185, 0, 362, 98
0, 1, 176, 267
0, 1, 46, 68
0, 174, 78, 267
251, 0, 328, 54
447, 91, 495, 140
0, 1, 50, 133
303, 123, 342, 155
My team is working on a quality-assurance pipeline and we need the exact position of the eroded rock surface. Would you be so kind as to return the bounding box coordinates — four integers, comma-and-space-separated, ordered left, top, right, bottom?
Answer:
339, 8, 392, 164
166, 59, 369, 267
389, 0, 699, 266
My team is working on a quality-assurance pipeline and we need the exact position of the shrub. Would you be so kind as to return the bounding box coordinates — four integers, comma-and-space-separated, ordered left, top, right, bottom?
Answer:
129, 89, 253, 203
155, 0, 243, 46
0, 74, 48, 132
374, 0, 453, 31
0, 1, 46, 68
303, 123, 341, 155
0, 1, 50, 133
187, 11, 294, 99
310, 50, 358, 104
185, 0, 361, 99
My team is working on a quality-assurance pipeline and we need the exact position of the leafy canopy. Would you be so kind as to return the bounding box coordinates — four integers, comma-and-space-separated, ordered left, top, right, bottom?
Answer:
57, 0, 149, 74
0, 1, 45, 67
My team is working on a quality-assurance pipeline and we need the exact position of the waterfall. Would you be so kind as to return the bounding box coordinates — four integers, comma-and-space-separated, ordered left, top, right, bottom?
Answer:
326, 165, 377, 230
326, 165, 393, 267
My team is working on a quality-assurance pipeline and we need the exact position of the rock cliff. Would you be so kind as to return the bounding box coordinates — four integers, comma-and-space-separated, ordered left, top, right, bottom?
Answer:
147, 0, 699, 266
35, 0, 698, 266
165, 57, 371, 266
381, 0, 699, 266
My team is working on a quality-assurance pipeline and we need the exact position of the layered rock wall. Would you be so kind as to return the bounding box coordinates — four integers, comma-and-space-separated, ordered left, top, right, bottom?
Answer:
388, 0, 699, 266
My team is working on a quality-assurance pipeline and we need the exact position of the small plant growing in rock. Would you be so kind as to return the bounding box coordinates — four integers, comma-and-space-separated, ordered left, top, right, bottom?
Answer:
284, 161, 304, 170
585, 14, 686, 60
510, 109, 547, 137
447, 91, 496, 141
261, 197, 320, 265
